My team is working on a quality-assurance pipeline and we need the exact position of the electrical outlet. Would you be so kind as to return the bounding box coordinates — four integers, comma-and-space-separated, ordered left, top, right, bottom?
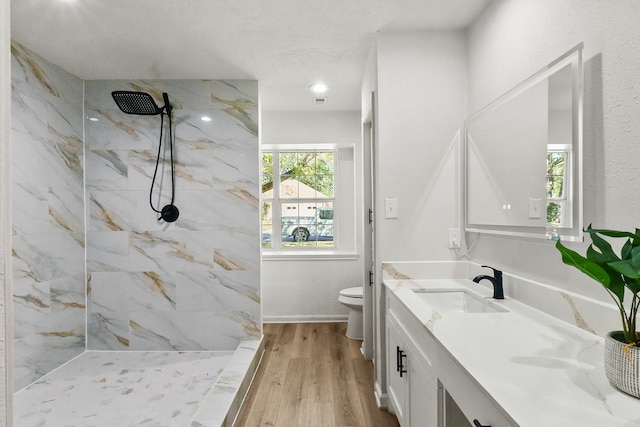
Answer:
448, 228, 460, 249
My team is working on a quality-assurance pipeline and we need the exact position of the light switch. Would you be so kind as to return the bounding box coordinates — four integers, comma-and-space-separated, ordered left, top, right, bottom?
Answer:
385, 198, 398, 219
529, 198, 542, 219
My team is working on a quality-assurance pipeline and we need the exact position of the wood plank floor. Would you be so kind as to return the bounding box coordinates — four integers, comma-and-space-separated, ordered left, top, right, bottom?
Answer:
234, 322, 400, 427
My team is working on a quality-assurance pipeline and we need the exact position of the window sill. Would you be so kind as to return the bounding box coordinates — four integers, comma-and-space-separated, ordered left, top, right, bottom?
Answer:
262, 251, 360, 261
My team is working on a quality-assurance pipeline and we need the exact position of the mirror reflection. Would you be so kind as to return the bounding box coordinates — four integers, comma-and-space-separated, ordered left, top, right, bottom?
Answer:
465, 44, 583, 241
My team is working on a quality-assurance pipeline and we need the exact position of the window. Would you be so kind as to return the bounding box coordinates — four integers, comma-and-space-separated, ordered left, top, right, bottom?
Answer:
547, 145, 571, 228
262, 149, 336, 249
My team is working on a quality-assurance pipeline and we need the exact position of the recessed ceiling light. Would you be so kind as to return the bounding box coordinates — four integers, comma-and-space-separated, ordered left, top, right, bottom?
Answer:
310, 83, 328, 94
201, 116, 212, 122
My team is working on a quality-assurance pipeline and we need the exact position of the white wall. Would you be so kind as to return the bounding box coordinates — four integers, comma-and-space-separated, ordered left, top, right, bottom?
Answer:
0, 0, 10, 422
375, 31, 468, 262
364, 30, 468, 406
261, 111, 363, 321
466, 0, 640, 301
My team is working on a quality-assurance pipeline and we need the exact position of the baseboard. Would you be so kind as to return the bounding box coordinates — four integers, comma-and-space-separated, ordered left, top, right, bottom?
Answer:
374, 381, 389, 409
263, 314, 348, 324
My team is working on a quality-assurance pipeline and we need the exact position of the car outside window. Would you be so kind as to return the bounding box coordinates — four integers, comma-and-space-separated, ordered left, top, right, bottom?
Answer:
262, 150, 336, 249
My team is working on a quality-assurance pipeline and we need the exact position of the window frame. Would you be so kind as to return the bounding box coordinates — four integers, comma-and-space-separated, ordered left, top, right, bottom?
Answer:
262, 145, 339, 252
547, 144, 572, 228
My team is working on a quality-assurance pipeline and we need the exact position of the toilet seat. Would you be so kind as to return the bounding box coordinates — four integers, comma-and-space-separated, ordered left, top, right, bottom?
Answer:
339, 287, 363, 299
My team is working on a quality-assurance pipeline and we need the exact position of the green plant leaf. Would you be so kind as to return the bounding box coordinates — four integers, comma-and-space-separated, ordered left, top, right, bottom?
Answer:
609, 259, 640, 279
631, 246, 640, 270
626, 278, 640, 295
556, 240, 611, 286
622, 238, 633, 260
588, 230, 619, 262
586, 226, 636, 240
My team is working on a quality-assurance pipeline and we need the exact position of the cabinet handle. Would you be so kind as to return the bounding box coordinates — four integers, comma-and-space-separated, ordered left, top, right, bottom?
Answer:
399, 349, 407, 377
396, 346, 401, 372
473, 420, 491, 427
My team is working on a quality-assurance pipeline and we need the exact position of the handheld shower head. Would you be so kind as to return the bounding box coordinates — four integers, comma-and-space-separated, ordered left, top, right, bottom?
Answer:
111, 91, 163, 115
111, 90, 179, 222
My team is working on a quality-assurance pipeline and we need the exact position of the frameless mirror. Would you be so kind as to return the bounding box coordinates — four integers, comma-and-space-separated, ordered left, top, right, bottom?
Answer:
465, 44, 583, 241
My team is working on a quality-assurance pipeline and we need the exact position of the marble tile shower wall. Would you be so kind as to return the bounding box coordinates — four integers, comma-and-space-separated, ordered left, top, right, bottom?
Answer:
84, 79, 261, 352
11, 42, 85, 390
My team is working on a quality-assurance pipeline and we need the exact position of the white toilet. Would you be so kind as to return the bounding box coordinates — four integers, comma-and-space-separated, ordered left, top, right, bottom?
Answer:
338, 287, 363, 339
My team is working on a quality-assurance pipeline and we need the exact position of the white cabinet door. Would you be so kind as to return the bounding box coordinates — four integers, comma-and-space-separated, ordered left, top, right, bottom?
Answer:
386, 315, 407, 426
407, 348, 438, 427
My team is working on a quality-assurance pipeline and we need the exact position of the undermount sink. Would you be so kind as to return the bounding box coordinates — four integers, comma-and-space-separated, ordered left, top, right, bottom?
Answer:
412, 289, 508, 313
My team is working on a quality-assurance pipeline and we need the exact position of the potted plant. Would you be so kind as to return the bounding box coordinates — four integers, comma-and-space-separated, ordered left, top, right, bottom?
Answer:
556, 224, 640, 397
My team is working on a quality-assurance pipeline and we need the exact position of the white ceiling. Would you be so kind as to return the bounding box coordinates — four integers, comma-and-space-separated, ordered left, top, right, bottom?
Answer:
11, 0, 489, 111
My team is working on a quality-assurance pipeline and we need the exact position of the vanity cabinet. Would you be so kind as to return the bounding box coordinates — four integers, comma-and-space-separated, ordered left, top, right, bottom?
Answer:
386, 290, 514, 427
437, 351, 513, 427
386, 294, 438, 427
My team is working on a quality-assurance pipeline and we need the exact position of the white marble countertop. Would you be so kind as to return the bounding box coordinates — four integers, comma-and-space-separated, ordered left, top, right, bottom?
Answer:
384, 278, 640, 427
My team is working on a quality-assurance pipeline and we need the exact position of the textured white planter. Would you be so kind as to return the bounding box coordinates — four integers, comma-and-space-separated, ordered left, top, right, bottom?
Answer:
604, 331, 640, 398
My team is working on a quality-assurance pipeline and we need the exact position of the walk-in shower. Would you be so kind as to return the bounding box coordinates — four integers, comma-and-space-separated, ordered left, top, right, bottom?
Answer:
112, 91, 180, 223
12, 43, 262, 425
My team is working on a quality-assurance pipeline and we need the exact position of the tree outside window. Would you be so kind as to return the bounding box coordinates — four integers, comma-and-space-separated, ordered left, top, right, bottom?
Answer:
547, 150, 567, 227
262, 150, 335, 249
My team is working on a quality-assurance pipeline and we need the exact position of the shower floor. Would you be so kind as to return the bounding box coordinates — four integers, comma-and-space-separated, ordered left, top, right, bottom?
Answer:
14, 350, 235, 427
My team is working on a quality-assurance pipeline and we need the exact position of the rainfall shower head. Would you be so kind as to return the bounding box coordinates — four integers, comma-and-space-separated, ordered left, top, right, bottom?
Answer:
111, 91, 168, 115
111, 90, 179, 222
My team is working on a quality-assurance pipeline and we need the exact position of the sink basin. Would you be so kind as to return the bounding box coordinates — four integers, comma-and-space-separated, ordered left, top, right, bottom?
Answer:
412, 289, 508, 313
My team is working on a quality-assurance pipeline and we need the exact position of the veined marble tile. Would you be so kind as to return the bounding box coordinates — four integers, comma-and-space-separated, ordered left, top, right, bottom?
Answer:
89, 190, 180, 232
86, 231, 130, 272
210, 189, 259, 229
85, 110, 158, 151
12, 41, 86, 391
12, 119, 83, 190
48, 185, 85, 245
211, 149, 257, 192
172, 269, 259, 315
158, 190, 226, 231
11, 42, 83, 107
87, 311, 130, 350
129, 311, 215, 351
129, 230, 215, 272
13, 280, 50, 340
49, 274, 86, 333
89, 271, 176, 313
211, 270, 260, 307
190, 339, 263, 427
84, 78, 260, 354
197, 113, 258, 150
12, 181, 50, 235
212, 311, 260, 350
381, 261, 469, 280
14, 351, 233, 427
211, 80, 258, 138
13, 182, 84, 241
174, 269, 226, 312
127, 145, 215, 192
14, 333, 84, 391
13, 232, 85, 283
85, 149, 128, 191
85, 79, 213, 111
172, 141, 216, 190
213, 228, 260, 272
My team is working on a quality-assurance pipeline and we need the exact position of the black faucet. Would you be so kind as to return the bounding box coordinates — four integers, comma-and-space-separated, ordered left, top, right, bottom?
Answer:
472, 265, 504, 299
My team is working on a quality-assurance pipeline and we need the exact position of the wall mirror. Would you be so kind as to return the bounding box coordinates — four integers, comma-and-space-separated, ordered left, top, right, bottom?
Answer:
465, 44, 583, 241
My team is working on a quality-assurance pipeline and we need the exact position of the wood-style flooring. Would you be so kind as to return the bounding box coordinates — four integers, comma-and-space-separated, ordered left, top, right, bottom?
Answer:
234, 322, 400, 427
